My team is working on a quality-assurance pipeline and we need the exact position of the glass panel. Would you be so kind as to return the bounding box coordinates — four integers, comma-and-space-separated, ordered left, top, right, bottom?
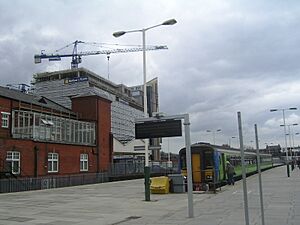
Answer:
12, 110, 96, 145
204, 150, 213, 168
12, 161, 19, 173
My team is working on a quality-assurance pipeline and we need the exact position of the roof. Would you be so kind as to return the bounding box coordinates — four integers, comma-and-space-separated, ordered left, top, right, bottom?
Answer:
33, 67, 118, 88
0, 86, 74, 115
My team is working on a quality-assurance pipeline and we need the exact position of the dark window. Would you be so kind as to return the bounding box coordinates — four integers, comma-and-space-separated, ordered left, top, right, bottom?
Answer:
204, 151, 213, 168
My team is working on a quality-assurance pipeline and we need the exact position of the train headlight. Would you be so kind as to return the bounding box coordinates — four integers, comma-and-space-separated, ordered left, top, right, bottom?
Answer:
206, 175, 212, 179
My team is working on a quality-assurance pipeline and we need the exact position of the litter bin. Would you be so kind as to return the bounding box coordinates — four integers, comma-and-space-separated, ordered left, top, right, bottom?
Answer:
150, 176, 170, 194
168, 174, 186, 193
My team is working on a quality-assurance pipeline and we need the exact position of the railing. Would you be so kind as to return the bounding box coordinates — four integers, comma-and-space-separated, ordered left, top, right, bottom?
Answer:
0, 161, 178, 193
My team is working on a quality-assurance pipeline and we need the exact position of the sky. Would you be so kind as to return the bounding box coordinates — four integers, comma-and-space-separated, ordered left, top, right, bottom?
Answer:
1, 0, 300, 152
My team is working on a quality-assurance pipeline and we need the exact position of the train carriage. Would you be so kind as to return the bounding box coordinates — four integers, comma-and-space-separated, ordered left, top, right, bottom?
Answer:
179, 142, 273, 191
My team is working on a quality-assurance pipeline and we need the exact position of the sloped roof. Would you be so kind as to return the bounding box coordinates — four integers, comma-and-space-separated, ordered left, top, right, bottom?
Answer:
0, 86, 74, 115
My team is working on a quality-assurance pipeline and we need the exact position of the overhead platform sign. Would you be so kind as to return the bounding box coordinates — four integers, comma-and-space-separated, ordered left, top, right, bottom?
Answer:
135, 118, 182, 139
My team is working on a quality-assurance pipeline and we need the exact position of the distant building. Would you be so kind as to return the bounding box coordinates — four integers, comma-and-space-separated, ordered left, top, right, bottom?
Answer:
129, 77, 161, 160
32, 68, 161, 160
265, 144, 281, 157
0, 86, 112, 178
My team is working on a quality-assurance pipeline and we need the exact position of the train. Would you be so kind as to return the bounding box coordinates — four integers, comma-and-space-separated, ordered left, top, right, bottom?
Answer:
179, 142, 273, 191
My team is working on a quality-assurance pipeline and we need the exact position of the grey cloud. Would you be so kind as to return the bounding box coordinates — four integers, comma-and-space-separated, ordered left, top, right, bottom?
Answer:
1, 0, 300, 150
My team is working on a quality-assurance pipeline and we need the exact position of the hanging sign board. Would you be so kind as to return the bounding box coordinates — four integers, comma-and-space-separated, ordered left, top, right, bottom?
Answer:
135, 119, 182, 139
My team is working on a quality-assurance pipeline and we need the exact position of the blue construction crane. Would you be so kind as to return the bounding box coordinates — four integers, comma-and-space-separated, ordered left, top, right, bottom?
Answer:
34, 40, 167, 69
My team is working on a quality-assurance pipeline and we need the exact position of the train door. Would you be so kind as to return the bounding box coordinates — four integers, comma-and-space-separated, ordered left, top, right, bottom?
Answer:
222, 153, 227, 180
192, 153, 201, 184
213, 151, 220, 181
218, 153, 226, 181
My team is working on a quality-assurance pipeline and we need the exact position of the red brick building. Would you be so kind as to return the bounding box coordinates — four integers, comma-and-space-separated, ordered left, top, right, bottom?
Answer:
0, 86, 112, 178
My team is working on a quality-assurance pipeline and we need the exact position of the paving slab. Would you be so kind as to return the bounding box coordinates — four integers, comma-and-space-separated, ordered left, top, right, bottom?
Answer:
0, 166, 299, 224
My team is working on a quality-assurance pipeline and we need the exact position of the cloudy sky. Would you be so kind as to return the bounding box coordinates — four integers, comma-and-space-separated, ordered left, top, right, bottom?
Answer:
1, 0, 300, 152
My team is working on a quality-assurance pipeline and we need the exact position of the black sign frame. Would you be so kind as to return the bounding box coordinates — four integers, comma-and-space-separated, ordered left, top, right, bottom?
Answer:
135, 119, 182, 139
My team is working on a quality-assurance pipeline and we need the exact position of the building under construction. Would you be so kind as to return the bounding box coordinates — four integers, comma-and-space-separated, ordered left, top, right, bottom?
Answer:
32, 67, 161, 159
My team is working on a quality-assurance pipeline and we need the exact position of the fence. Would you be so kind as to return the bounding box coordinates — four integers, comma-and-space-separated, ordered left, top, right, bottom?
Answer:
0, 161, 178, 193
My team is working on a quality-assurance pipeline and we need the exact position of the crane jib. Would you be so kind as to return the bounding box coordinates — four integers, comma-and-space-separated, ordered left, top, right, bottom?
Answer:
34, 41, 168, 67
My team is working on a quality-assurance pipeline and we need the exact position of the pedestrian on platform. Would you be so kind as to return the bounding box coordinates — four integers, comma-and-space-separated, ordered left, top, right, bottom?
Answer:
297, 159, 300, 169
226, 161, 235, 185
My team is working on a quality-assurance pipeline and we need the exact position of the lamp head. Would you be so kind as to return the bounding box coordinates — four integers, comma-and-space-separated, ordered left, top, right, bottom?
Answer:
113, 31, 126, 38
289, 107, 297, 110
162, 19, 177, 26
270, 109, 278, 112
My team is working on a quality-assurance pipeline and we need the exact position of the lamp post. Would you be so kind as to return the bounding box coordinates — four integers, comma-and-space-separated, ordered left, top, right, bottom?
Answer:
270, 107, 297, 177
291, 126, 297, 160
280, 123, 298, 167
229, 136, 237, 148
295, 132, 300, 159
113, 19, 177, 201
206, 129, 221, 145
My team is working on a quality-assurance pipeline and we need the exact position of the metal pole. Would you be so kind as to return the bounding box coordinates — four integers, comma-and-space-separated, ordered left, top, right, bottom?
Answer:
254, 124, 265, 225
237, 112, 250, 225
291, 126, 295, 160
142, 29, 151, 201
288, 125, 292, 160
184, 114, 194, 218
282, 110, 290, 177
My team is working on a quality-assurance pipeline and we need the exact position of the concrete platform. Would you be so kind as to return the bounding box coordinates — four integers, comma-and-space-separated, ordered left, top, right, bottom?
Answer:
0, 166, 299, 225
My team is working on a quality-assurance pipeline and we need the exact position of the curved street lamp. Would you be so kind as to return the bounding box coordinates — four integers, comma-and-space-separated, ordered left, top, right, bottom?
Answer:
229, 136, 238, 148
280, 123, 298, 162
206, 129, 221, 145
113, 19, 177, 201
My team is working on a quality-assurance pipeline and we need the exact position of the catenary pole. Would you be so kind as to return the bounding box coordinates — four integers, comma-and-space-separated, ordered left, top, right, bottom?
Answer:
254, 124, 265, 225
184, 114, 194, 218
237, 112, 250, 225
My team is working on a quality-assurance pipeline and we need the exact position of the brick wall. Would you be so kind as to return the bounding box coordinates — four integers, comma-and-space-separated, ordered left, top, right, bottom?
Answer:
72, 95, 112, 171
0, 93, 112, 178
0, 139, 98, 177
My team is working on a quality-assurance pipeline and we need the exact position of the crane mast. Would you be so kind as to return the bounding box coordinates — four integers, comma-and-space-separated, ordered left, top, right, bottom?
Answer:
34, 40, 168, 69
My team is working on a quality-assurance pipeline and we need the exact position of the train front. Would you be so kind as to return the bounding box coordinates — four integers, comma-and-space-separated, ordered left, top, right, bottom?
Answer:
179, 143, 219, 191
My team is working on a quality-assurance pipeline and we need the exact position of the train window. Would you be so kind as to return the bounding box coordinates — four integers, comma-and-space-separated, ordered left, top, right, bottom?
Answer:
180, 155, 187, 169
204, 151, 213, 168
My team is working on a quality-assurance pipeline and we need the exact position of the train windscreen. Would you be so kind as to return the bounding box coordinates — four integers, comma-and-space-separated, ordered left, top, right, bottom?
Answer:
204, 150, 213, 169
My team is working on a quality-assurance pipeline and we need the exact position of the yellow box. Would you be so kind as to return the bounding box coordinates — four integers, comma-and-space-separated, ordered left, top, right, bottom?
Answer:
150, 176, 170, 194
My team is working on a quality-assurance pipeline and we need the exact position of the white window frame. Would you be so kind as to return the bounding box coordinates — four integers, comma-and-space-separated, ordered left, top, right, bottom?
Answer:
48, 153, 59, 173
6, 151, 20, 174
1, 112, 10, 128
80, 153, 89, 172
